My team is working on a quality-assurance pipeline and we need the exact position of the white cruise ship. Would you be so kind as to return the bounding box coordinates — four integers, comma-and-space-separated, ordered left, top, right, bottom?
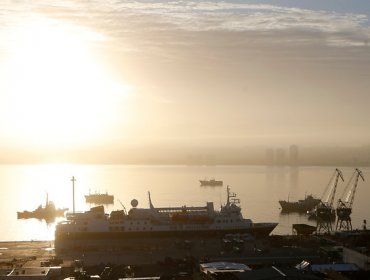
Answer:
55, 187, 277, 243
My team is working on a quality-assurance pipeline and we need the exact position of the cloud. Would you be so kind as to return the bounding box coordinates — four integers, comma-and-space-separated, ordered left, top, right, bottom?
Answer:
95, 1, 368, 32
81, 1, 370, 47
0, 1, 368, 51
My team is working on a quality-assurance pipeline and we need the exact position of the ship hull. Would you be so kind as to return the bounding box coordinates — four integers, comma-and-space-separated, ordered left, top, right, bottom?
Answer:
279, 201, 315, 213
55, 223, 277, 242
279, 197, 321, 213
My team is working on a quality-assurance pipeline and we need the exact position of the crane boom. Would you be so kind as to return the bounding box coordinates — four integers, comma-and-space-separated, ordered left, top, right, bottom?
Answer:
336, 168, 365, 231
321, 168, 344, 207
339, 168, 365, 208
329, 168, 344, 208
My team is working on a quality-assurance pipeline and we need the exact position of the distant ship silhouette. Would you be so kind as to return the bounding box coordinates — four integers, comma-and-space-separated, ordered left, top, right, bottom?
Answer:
17, 193, 68, 223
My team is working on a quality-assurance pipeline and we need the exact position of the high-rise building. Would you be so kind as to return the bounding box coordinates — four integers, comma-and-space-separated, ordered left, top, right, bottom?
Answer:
266, 148, 275, 165
276, 148, 286, 166
289, 145, 299, 166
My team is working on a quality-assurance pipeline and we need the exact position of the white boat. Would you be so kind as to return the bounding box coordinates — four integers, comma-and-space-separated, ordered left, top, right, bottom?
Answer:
55, 186, 277, 243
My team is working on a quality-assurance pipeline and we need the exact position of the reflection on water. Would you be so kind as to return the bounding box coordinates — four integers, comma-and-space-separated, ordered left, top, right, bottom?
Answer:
0, 165, 368, 241
289, 167, 299, 190
266, 166, 299, 201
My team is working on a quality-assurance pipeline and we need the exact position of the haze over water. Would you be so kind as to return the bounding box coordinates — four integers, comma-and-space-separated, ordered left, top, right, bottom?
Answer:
1, 1, 369, 241
1, 164, 368, 241
1, 1, 370, 164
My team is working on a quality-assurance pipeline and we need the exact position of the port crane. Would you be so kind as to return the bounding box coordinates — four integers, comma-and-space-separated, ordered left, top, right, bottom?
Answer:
336, 168, 365, 231
316, 168, 344, 234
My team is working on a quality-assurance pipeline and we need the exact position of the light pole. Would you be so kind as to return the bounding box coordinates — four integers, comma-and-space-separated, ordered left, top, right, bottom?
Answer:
71, 176, 76, 213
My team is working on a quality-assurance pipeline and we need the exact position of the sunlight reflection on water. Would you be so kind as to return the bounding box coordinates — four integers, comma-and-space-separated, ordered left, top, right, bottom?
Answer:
0, 164, 368, 241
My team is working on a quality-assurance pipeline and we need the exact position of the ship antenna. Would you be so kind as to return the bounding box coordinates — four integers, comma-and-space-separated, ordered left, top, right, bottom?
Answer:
148, 191, 154, 209
118, 199, 127, 215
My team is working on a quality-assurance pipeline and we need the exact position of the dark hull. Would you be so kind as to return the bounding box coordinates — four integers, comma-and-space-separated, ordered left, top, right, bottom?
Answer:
55, 223, 277, 241
292, 224, 317, 235
279, 198, 320, 213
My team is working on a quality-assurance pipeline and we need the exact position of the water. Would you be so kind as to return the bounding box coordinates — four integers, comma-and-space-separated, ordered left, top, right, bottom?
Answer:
0, 164, 368, 241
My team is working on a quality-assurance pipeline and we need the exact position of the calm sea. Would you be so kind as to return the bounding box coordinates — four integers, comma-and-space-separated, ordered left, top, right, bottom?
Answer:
0, 164, 368, 241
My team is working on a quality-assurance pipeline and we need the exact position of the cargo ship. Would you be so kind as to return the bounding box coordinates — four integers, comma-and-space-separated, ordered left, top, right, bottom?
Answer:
279, 194, 321, 213
55, 187, 277, 243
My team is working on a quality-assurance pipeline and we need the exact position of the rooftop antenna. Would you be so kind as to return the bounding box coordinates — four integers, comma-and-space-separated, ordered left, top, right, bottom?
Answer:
71, 176, 76, 213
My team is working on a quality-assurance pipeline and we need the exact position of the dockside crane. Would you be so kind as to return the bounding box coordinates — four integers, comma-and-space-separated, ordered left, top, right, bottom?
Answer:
316, 168, 344, 234
336, 168, 365, 231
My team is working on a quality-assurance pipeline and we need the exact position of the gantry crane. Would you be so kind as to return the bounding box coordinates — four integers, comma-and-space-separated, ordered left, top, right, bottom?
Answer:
336, 168, 365, 231
316, 168, 344, 234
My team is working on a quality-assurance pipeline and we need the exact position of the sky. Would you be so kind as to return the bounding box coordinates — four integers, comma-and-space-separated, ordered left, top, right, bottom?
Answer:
0, 1, 370, 162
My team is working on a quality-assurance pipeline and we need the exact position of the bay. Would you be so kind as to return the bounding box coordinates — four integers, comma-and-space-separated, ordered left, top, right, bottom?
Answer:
0, 164, 368, 241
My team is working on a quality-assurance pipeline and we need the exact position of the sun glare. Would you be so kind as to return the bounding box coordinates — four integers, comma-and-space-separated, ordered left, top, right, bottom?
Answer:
0, 15, 131, 149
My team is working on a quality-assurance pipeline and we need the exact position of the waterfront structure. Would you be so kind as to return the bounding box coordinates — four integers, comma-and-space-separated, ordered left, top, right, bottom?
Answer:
314, 169, 343, 234
0, 267, 61, 280
336, 168, 365, 231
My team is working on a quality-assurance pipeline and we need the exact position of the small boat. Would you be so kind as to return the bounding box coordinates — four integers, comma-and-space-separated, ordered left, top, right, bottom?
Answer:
292, 224, 317, 235
85, 191, 114, 204
279, 194, 321, 213
199, 178, 223, 186
17, 193, 68, 222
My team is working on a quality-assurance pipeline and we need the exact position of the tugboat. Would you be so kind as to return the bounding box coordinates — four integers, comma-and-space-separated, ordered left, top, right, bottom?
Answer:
17, 193, 68, 222
279, 194, 321, 213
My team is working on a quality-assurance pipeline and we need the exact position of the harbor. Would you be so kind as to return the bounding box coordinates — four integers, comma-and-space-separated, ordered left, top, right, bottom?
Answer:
2, 0, 370, 278
2, 165, 369, 241
0, 165, 369, 279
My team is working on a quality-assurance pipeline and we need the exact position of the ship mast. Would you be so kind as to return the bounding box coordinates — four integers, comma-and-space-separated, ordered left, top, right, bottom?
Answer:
148, 191, 154, 209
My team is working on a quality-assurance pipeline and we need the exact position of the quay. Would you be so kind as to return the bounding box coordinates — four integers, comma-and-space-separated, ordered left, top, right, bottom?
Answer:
0, 233, 369, 279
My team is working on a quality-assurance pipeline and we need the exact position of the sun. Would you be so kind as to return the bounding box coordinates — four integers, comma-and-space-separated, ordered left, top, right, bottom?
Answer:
0, 15, 132, 150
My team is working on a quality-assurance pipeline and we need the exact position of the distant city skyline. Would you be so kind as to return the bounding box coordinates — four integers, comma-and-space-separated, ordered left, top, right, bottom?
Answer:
1, 143, 369, 166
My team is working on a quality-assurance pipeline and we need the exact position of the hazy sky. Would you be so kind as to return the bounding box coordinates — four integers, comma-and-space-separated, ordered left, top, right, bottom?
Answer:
1, 1, 370, 161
